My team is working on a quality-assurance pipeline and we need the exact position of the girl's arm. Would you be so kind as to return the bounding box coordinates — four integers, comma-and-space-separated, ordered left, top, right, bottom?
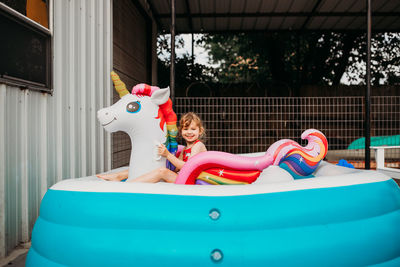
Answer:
158, 144, 186, 170
165, 152, 186, 171
158, 142, 207, 171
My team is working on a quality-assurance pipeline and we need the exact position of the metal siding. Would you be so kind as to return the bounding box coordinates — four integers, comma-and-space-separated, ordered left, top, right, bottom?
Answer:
0, 0, 112, 257
229, 0, 246, 13
97, 2, 105, 173
0, 85, 6, 258
260, 0, 279, 12
377, 16, 399, 30
192, 17, 202, 32
155, 0, 170, 16
275, 0, 295, 12
254, 17, 270, 30
331, 0, 359, 12
229, 17, 243, 30
291, 0, 313, 12
202, 17, 215, 31
215, 17, 228, 31
244, 0, 261, 13
89, 0, 97, 176
175, 0, 186, 14
215, 0, 231, 13
105, 0, 112, 172
242, 17, 257, 29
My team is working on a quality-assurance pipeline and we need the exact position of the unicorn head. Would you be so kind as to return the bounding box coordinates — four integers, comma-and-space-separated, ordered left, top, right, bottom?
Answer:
97, 71, 177, 181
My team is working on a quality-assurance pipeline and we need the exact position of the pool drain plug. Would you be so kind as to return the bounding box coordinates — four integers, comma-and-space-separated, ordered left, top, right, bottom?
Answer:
210, 249, 223, 263
209, 209, 220, 220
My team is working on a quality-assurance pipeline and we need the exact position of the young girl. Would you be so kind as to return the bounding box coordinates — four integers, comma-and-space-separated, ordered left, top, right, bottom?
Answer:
96, 112, 207, 183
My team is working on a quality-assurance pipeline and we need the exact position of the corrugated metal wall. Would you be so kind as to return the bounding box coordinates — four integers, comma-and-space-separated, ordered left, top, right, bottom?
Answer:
0, 0, 112, 257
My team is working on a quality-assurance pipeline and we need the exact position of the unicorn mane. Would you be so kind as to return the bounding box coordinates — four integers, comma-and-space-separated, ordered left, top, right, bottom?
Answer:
131, 84, 178, 170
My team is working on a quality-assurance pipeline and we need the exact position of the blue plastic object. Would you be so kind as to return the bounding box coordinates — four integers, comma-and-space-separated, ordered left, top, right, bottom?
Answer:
27, 179, 400, 266
337, 159, 355, 169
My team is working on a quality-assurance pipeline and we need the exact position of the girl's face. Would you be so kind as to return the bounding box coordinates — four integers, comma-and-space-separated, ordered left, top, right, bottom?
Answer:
181, 121, 202, 144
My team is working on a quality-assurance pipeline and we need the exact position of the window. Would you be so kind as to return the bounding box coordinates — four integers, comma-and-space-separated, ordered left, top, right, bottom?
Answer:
0, 0, 52, 92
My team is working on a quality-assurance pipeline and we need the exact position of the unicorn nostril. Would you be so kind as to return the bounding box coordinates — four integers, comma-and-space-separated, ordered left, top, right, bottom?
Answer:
105, 112, 109, 115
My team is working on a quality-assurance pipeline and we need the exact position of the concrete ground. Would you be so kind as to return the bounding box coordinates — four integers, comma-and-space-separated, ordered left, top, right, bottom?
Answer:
1, 243, 30, 267
1, 252, 27, 267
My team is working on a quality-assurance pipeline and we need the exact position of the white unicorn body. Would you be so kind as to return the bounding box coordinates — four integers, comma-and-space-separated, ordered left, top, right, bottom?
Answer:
97, 73, 171, 181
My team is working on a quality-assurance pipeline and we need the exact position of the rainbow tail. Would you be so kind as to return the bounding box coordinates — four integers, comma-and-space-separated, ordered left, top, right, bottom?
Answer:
267, 129, 328, 179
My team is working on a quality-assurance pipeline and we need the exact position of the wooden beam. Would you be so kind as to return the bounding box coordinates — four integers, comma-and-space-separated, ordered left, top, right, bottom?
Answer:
301, 0, 323, 29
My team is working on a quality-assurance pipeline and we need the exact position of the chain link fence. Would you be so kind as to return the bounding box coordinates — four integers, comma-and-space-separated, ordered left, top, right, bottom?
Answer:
175, 96, 400, 169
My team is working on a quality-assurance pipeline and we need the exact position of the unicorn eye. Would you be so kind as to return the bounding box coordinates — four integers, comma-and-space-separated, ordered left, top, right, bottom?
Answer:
126, 101, 141, 113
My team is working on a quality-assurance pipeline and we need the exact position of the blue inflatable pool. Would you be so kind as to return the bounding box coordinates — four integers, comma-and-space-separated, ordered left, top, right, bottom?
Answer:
27, 162, 400, 266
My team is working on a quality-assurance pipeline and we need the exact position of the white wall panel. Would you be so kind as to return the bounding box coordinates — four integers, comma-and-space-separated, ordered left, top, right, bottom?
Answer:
0, 0, 112, 257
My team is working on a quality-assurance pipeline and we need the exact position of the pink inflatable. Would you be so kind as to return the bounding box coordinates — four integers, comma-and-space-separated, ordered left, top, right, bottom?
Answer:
175, 129, 328, 185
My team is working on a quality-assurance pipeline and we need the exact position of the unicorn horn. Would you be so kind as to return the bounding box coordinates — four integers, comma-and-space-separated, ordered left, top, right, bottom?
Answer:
111, 71, 129, 98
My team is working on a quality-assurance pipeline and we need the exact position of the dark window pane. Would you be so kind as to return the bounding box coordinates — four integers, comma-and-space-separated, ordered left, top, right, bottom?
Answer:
0, 0, 26, 16
0, 11, 49, 87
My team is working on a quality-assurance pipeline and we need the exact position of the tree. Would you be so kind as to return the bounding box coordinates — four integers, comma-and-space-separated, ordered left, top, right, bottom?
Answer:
157, 32, 400, 96
201, 32, 400, 93
345, 33, 400, 85
157, 34, 216, 96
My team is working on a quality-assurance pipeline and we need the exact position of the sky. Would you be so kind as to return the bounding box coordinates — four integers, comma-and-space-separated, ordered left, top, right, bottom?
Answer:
178, 34, 209, 65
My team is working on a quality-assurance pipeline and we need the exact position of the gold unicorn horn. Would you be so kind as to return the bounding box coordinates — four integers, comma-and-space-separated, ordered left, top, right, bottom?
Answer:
111, 71, 129, 98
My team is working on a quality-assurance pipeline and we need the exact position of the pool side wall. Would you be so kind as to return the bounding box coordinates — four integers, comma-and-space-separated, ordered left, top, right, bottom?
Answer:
27, 179, 400, 266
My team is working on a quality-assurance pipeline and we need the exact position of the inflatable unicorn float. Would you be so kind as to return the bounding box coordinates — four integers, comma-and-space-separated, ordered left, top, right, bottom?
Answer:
97, 71, 327, 185
27, 72, 400, 266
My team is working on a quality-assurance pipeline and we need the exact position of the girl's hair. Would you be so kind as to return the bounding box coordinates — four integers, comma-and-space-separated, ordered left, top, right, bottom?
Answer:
179, 112, 206, 141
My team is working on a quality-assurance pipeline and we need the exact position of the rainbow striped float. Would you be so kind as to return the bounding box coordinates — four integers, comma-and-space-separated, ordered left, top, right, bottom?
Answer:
175, 129, 327, 185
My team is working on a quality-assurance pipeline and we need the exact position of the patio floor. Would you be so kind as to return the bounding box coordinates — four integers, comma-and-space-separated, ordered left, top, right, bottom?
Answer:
1, 252, 26, 267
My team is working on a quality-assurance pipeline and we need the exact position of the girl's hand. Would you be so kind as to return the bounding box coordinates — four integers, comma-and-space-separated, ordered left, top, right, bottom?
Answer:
158, 144, 169, 157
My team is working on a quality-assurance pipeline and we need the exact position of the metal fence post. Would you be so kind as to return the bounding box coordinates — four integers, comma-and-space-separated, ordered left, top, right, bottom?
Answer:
365, 0, 372, 169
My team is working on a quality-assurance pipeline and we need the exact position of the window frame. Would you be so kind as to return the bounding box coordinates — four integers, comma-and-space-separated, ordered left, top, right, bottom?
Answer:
0, 2, 52, 93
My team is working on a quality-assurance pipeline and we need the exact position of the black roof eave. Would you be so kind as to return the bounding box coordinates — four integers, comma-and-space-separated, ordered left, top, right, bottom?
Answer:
158, 28, 400, 34
157, 11, 400, 19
